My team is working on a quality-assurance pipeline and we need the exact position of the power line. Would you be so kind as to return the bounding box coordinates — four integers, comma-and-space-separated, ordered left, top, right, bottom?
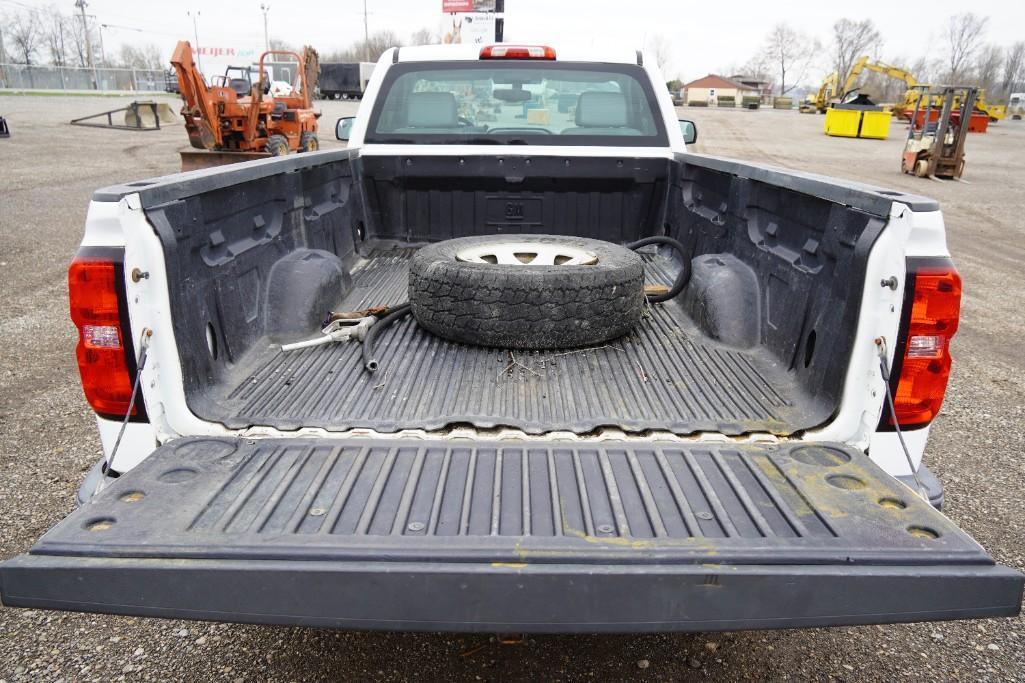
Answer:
100, 22, 182, 37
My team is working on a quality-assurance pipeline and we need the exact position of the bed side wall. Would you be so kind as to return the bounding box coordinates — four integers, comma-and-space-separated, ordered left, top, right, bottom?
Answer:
667, 155, 887, 425
143, 157, 361, 418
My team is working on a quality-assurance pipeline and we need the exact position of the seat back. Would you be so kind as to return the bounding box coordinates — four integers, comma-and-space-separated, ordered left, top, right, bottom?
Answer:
229, 78, 252, 97
575, 92, 628, 128
401, 91, 460, 130
562, 91, 641, 136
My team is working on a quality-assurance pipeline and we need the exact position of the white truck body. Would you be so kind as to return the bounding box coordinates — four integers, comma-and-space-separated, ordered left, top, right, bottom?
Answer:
2, 44, 1019, 632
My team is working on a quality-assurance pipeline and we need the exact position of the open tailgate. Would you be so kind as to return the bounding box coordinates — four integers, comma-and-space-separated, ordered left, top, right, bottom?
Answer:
1, 437, 1020, 632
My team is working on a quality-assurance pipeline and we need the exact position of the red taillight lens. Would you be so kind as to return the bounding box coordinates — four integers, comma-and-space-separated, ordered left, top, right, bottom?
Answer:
888, 264, 962, 428
68, 254, 140, 419
479, 45, 556, 60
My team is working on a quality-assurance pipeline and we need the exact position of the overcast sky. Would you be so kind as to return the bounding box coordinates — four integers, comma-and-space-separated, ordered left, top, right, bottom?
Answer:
14, 0, 1025, 82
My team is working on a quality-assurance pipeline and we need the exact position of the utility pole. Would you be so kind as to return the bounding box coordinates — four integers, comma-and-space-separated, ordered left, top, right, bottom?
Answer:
75, 0, 97, 89
96, 22, 106, 66
362, 0, 369, 62
495, 0, 504, 42
260, 4, 270, 53
187, 10, 202, 72
58, 15, 66, 66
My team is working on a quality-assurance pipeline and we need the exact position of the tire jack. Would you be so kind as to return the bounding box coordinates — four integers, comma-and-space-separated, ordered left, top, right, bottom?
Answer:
280, 316, 377, 352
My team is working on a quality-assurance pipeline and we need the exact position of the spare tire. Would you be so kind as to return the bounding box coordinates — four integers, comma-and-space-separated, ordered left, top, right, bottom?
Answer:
409, 235, 645, 349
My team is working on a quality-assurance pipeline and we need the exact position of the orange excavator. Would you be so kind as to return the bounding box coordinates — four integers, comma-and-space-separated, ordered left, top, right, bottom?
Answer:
171, 40, 320, 171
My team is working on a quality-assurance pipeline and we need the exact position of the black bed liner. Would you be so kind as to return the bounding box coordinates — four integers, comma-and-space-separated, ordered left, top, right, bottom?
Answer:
135, 151, 906, 440
196, 249, 823, 435
2, 437, 1020, 631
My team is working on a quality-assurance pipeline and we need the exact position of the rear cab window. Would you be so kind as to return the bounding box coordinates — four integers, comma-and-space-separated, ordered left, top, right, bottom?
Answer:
366, 61, 668, 146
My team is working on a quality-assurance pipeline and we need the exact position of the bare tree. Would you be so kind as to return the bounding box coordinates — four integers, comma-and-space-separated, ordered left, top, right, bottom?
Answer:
1002, 42, 1025, 96
832, 18, 881, 88
908, 55, 936, 85
116, 43, 163, 70
409, 28, 437, 46
8, 9, 43, 65
0, 15, 8, 64
64, 11, 89, 67
946, 13, 987, 81
731, 51, 774, 84
646, 34, 673, 76
763, 23, 820, 95
973, 44, 1003, 93
324, 30, 402, 63
41, 7, 69, 66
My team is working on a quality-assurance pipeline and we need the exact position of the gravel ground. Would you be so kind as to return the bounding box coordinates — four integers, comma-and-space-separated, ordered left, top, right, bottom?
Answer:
0, 94, 1023, 681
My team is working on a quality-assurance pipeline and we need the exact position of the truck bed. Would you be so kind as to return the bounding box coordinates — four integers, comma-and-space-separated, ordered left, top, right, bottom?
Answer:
201, 246, 823, 435
124, 151, 900, 439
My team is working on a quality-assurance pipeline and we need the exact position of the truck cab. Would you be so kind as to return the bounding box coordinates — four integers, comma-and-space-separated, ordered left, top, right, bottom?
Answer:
1, 44, 1020, 632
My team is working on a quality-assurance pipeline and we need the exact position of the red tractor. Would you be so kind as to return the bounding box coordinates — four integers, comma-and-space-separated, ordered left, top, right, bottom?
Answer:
171, 40, 319, 170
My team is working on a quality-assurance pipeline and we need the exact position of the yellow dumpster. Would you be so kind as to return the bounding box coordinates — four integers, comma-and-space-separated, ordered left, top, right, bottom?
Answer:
859, 110, 892, 139
824, 108, 861, 137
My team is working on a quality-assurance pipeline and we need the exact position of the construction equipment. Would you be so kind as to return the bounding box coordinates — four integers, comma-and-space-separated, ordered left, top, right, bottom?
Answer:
819, 57, 896, 139
171, 40, 319, 171
903, 84, 991, 133
822, 54, 1004, 129
977, 97, 1006, 122
303, 45, 321, 101
897, 85, 1003, 124
800, 72, 837, 113
902, 86, 976, 180
840, 56, 918, 103
70, 101, 177, 131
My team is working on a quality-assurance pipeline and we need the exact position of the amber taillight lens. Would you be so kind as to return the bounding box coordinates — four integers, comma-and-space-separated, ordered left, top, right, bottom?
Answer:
884, 262, 962, 429
68, 251, 144, 420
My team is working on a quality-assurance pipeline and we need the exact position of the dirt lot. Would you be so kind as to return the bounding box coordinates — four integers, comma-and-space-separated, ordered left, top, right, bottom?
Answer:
1, 94, 1023, 681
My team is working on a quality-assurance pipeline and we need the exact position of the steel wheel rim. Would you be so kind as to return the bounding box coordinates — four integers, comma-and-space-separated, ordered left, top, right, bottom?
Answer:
455, 241, 599, 266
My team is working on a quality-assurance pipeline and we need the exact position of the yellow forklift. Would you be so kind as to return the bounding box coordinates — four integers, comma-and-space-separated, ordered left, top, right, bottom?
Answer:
902, 86, 976, 180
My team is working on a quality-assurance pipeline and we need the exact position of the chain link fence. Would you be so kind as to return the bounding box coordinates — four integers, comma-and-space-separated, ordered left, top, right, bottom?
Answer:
0, 64, 168, 92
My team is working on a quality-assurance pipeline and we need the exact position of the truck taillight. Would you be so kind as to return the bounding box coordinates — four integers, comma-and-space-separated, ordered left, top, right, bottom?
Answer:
479, 45, 556, 60
68, 252, 144, 420
885, 261, 962, 429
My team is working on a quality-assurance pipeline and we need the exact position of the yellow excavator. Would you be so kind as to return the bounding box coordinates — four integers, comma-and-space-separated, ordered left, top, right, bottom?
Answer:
802, 57, 897, 114
841, 56, 916, 101
800, 72, 838, 113
842, 55, 1005, 122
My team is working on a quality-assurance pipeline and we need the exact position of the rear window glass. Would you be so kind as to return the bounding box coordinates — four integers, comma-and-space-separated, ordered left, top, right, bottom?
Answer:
366, 61, 667, 146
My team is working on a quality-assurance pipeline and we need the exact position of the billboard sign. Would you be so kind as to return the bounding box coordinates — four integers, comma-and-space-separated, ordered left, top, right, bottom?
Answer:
191, 44, 262, 85
442, 0, 500, 43
459, 13, 497, 44
442, 0, 496, 11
